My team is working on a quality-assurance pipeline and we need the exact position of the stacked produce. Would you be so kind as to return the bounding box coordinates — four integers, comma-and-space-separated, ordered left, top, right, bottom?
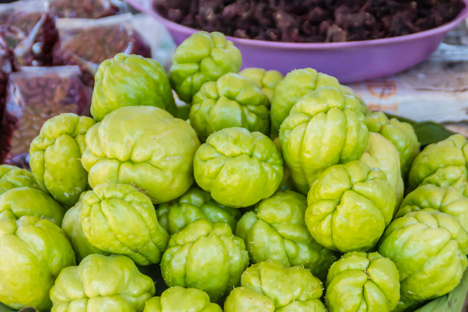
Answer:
306, 160, 396, 252
224, 260, 326, 311
157, 186, 241, 234
190, 74, 270, 141
50, 254, 155, 311
236, 190, 338, 281
365, 111, 420, 180
90, 53, 177, 121
325, 252, 400, 312
0, 30, 467, 312
144, 286, 222, 312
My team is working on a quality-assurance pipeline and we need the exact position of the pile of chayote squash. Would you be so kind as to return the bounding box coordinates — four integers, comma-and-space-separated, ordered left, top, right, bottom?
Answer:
1, 31, 468, 312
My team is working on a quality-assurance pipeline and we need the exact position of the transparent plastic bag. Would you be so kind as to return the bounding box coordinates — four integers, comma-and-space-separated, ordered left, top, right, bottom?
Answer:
131, 13, 175, 71
47, 0, 128, 18
52, 14, 152, 85
0, 31, 15, 108
0, 66, 92, 168
0, 1, 58, 66
0, 32, 16, 156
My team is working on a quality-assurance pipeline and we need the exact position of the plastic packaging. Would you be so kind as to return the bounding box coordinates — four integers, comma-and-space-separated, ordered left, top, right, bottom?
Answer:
0, 1, 58, 67
47, 0, 128, 18
131, 13, 175, 71
0, 32, 15, 108
52, 14, 152, 85
0, 66, 92, 168
0, 33, 16, 158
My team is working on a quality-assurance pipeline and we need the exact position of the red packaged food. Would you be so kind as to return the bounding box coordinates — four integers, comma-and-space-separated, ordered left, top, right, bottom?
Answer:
47, 0, 128, 18
0, 66, 92, 168
52, 14, 152, 85
0, 31, 16, 158
0, 1, 58, 66
0, 30, 15, 109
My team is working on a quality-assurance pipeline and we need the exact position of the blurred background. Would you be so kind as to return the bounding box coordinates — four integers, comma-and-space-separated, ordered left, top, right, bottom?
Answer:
1, 0, 468, 167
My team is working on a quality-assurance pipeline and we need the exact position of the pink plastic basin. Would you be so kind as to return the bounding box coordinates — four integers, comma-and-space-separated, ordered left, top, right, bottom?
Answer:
130, 0, 468, 83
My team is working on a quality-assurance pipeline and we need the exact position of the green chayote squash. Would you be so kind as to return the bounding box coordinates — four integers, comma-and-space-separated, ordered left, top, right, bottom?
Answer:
157, 186, 241, 235
280, 87, 369, 194
306, 161, 395, 252
91, 53, 177, 122
62, 197, 108, 262
365, 111, 420, 178
408, 134, 468, 195
414, 269, 468, 312
0, 215, 76, 311
81, 106, 200, 204
80, 183, 169, 266
29, 113, 95, 207
361, 132, 404, 207
161, 219, 249, 302
194, 127, 283, 208
170, 31, 242, 103
0, 187, 64, 226
50, 254, 155, 312
224, 260, 326, 312
236, 190, 337, 281
271, 68, 343, 132
143, 286, 222, 312
341, 85, 369, 116
239, 68, 284, 105
378, 211, 468, 311
190, 73, 269, 141
326, 252, 400, 312
396, 184, 468, 231
0, 165, 40, 195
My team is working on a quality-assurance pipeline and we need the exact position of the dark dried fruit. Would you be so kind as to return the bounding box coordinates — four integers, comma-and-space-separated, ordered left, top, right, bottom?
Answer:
52, 14, 152, 86
48, 0, 127, 18
0, 1, 58, 66
0, 30, 15, 157
0, 66, 92, 168
0, 29, 15, 109
154, 0, 466, 42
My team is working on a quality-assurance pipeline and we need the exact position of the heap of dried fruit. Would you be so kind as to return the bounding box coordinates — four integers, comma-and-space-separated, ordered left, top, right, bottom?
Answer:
154, 0, 465, 42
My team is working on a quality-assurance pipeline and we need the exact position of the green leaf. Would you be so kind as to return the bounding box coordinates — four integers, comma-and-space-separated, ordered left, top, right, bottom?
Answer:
385, 113, 455, 146
415, 269, 468, 312
0, 303, 37, 312
0, 303, 16, 312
